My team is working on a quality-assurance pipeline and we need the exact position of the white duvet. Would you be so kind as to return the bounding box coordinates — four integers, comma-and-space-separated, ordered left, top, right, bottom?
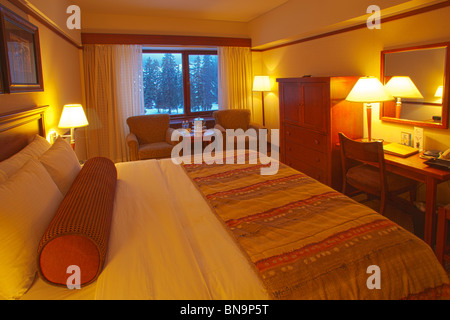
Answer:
21, 159, 268, 300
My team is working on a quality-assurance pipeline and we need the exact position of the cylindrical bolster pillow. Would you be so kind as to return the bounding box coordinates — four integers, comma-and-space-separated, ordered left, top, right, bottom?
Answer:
38, 157, 117, 287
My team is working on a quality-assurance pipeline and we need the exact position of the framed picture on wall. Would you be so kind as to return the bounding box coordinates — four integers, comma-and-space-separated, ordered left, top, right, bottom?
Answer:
0, 4, 44, 93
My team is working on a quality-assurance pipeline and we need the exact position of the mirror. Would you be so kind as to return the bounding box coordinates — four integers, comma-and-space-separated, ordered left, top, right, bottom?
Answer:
380, 42, 449, 129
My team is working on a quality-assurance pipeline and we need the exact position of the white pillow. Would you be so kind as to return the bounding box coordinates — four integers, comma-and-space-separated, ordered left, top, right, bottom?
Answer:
0, 159, 63, 300
39, 137, 81, 196
0, 135, 51, 183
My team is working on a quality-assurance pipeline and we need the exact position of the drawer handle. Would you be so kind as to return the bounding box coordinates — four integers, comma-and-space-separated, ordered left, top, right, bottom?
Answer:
287, 131, 291, 136
314, 139, 319, 145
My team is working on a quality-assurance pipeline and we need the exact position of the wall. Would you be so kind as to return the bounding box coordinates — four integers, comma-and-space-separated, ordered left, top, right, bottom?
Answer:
251, 3, 450, 203
80, 12, 249, 39
250, 0, 408, 49
0, 0, 83, 147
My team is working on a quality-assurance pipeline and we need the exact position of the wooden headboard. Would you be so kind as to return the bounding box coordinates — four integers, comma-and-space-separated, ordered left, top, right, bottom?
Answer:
0, 106, 48, 162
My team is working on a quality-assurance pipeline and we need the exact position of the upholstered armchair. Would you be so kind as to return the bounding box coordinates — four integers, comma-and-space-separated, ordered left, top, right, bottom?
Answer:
213, 109, 269, 151
126, 114, 176, 161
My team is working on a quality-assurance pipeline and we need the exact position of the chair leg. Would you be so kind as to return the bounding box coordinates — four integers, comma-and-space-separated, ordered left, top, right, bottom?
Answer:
342, 181, 347, 196
379, 194, 387, 215
435, 207, 447, 265
409, 187, 417, 203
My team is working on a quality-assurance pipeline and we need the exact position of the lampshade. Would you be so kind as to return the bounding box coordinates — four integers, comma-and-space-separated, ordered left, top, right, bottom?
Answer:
58, 104, 89, 128
346, 77, 394, 103
435, 85, 443, 98
384, 76, 423, 99
253, 76, 271, 92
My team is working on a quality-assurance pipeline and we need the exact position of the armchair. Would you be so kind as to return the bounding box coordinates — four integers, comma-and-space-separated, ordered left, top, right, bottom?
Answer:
213, 109, 269, 151
126, 114, 176, 161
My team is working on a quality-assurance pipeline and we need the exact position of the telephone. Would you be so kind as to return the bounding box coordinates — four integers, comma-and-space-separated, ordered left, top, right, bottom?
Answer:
439, 149, 450, 160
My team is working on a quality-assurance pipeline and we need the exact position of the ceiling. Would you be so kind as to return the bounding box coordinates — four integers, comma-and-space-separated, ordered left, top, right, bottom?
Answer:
71, 0, 289, 22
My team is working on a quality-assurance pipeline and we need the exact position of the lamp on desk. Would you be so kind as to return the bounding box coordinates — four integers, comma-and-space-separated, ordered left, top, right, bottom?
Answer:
346, 76, 394, 141
384, 76, 423, 118
435, 85, 443, 102
58, 104, 89, 150
253, 76, 271, 126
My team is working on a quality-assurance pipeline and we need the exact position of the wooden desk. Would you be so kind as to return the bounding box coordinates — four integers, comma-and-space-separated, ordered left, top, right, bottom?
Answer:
383, 153, 450, 246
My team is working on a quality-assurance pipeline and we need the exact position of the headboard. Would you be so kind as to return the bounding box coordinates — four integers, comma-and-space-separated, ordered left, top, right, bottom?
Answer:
0, 106, 48, 162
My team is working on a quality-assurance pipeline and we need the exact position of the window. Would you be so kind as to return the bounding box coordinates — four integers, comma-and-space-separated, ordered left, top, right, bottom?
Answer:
142, 50, 218, 118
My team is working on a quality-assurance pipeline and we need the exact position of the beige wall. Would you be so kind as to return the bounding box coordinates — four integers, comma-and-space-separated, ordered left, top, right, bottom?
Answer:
251, 4, 450, 202
0, 0, 84, 152
250, 0, 409, 49
81, 12, 249, 39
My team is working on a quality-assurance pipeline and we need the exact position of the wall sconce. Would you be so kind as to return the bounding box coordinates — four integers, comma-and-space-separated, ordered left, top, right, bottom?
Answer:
384, 76, 423, 118
252, 76, 271, 126
346, 76, 394, 141
46, 129, 59, 144
58, 104, 89, 149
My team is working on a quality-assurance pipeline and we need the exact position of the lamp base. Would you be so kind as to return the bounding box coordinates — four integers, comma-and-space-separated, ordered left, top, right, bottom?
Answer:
365, 103, 373, 142
395, 98, 402, 118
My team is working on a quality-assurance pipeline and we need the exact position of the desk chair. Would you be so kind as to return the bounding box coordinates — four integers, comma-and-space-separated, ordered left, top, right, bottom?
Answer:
338, 133, 418, 215
436, 204, 450, 266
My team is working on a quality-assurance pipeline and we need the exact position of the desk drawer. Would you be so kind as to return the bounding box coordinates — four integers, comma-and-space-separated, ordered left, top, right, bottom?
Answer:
284, 124, 327, 153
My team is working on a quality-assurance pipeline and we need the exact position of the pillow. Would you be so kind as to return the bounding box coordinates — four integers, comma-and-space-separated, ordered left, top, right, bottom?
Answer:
0, 159, 63, 299
39, 137, 81, 195
38, 157, 117, 288
0, 134, 51, 183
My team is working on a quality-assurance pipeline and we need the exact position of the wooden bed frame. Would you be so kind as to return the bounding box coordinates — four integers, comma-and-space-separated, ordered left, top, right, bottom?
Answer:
0, 106, 48, 161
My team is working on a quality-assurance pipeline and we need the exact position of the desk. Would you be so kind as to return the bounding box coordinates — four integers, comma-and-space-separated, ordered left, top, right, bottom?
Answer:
383, 153, 450, 246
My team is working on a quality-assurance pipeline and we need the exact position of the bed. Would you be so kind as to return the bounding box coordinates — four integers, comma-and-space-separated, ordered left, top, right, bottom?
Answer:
0, 106, 448, 300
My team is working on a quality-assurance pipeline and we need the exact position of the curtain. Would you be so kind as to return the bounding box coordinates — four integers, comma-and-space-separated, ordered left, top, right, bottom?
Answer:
83, 44, 144, 163
217, 46, 254, 118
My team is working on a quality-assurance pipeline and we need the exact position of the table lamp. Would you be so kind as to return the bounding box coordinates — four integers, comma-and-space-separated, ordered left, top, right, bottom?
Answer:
435, 85, 443, 102
58, 104, 89, 149
346, 76, 394, 141
253, 76, 271, 126
384, 76, 423, 118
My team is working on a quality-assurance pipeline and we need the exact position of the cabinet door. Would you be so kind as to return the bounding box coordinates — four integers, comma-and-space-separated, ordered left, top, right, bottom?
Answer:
302, 82, 328, 132
280, 82, 302, 125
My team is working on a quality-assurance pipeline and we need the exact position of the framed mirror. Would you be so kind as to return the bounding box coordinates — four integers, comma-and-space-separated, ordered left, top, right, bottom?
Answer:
380, 42, 449, 129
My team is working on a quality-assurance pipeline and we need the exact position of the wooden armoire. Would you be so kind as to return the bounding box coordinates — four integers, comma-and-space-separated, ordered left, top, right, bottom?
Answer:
277, 77, 363, 191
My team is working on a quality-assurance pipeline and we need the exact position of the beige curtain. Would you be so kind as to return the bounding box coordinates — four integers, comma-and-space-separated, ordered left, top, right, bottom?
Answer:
218, 46, 254, 118
83, 44, 144, 163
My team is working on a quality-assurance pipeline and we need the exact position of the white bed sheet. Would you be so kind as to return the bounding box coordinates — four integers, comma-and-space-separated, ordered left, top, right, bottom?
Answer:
18, 159, 268, 300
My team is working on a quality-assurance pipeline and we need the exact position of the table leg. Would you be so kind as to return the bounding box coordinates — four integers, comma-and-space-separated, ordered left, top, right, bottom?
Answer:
424, 176, 437, 246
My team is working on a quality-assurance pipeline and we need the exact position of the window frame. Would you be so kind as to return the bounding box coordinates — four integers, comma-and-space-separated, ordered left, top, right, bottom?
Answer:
142, 49, 218, 120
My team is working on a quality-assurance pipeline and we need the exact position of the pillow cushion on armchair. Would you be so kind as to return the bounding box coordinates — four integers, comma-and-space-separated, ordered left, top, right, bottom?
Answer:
126, 114, 176, 161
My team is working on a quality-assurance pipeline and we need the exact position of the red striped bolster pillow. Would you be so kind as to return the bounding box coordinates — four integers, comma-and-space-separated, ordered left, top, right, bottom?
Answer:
37, 157, 117, 287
